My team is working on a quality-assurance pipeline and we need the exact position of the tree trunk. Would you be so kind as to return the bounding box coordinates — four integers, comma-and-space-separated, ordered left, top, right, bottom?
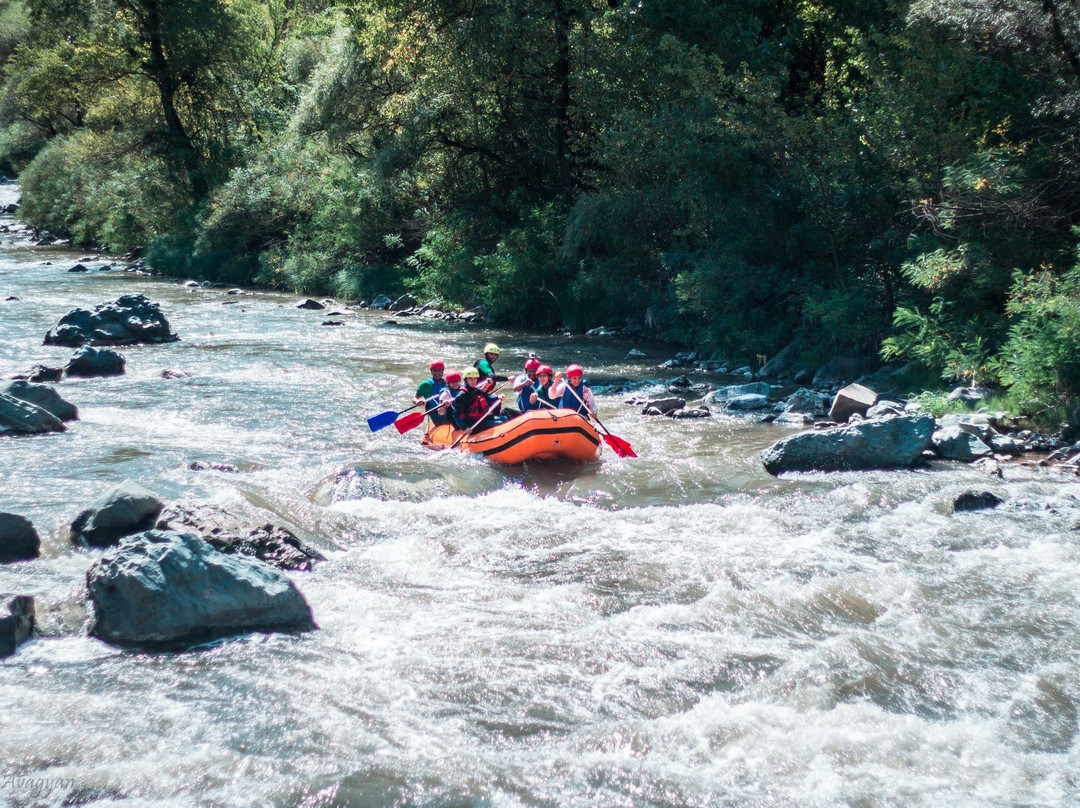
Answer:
140, 0, 208, 200
553, 0, 572, 199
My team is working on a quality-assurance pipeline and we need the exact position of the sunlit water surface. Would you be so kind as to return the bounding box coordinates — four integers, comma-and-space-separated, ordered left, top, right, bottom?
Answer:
1, 190, 1079, 807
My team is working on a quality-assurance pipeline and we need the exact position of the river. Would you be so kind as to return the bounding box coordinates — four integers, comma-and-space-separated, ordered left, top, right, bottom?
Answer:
1, 188, 1078, 807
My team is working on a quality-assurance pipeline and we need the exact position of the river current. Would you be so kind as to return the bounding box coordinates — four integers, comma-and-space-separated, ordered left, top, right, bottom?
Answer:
1, 188, 1079, 806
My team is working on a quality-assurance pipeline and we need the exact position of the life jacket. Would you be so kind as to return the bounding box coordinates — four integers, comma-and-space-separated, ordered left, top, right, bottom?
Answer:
517, 378, 539, 412
535, 381, 559, 409
560, 380, 590, 415
416, 377, 447, 405
430, 385, 458, 426
453, 387, 494, 428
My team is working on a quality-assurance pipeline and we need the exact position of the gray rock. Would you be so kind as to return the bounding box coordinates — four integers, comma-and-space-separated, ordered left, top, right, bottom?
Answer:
704, 382, 772, 403
70, 480, 164, 548
947, 386, 992, 406
757, 342, 799, 378
296, 298, 325, 310
0, 392, 66, 435
625, 349, 646, 359
156, 504, 325, 572
0, 513, 40, 562
43, 294, 179, 347
774, 412, 814, 426
781, 388, 830, 416
953, 491, 1004, 512
726, 394, 770, 411
865, 402, 904, 420
0, 595, 34, 658
932, 426, 993, 461
761, 414, 935, 475
829, 383, 878, 423
640, 397, 685, 415
27, 364, 63, 383
65, 345, 125, 377
670, 407, 711, 419
389, 294, 417, 312
86, 530, 316, 649
0, 380, 78, 421
370, 294, 392, 310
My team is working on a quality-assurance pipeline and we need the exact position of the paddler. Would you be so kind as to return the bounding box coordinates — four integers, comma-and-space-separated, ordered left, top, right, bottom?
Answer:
531, 364, 560, 409
452, 367, 506, 430
414, 360, 447, 410
435, 369, 464, 427
553, 363, 597, 419
474, 343, 508, 392
513, 357, 542, 412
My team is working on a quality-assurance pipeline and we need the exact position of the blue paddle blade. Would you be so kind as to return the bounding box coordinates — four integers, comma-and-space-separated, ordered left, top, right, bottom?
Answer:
367, 410, 400, 432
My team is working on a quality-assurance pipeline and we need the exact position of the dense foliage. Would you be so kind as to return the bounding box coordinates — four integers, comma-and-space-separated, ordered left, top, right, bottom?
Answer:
2, 0, 1079, 415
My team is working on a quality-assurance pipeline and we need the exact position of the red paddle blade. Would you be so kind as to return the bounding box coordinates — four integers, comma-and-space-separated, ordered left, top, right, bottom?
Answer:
603, 433, 637, 458
394, 411, 426, 434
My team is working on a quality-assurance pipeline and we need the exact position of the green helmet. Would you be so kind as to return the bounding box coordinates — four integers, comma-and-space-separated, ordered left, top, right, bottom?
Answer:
483, 342, 500, 355
462, 367, 480, 379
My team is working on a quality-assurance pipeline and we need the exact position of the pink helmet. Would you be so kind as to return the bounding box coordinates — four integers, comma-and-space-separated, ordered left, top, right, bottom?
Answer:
537, 365, 553, 376
429, 360, 445, 370
566, 363, 584, 377
445, 370, 462, 383
524, 358, 541, 371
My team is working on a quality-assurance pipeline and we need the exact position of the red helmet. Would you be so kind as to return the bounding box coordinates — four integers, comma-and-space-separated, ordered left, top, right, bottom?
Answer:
524, 358, 541, 371
429, 360, 445, 370
566, 363, 584, 377
445, 370, 462, 383
537, 365, 553, 376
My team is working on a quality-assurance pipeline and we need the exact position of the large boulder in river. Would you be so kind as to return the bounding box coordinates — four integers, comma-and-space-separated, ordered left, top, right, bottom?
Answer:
761, 414, 935, 475
0, 380, 78, 421
156, 504, 325, 571
781, 388, 830, 416
0, 595, 34, 658
86, 530, 316, 649
0, 392, 66, 435
0, 512, 40, 562
70, 480, 164, 548
43, 294, 179, 347
64, 345, 126, 377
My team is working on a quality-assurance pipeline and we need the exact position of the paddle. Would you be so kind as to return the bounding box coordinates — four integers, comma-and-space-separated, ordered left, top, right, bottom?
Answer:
449, 397, 504, 449
563, 382, 637, 458
393, 400, 444, 434
367, 400, 422, 432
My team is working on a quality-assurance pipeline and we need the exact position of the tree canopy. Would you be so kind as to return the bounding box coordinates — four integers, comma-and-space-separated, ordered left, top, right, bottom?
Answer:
2, 0, 1080, 415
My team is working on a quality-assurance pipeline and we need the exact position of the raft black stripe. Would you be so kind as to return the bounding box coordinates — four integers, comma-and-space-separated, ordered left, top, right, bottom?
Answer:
476, 425, 600, 457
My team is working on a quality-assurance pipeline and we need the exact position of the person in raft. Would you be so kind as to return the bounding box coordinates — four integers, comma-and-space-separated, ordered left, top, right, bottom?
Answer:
435, 369, 464, 427
410, 358, 449, 423
553, 364, 597, 419
474, 342, 508, 392
531, 365, 560, 410
452, 367, 506, 430
513, 357, 542, 412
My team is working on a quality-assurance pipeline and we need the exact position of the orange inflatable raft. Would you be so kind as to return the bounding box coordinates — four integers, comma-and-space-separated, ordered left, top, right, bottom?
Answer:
421, 408, 602, 464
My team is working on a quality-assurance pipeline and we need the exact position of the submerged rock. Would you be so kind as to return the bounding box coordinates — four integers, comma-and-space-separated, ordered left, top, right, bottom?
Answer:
296, 298, 325, 310
761, 415, 935, 475
70, 480, 164, 548
0, 512, 40, 562
953, 490, 1004, 512
43, 294, 179, 347
156, 504, 325, 572
86, 530, 316, 649
0, 595, 34, 658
